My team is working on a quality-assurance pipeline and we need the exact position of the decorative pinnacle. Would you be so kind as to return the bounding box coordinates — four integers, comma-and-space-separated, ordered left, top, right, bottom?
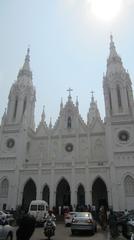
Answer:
90, 91, 94, 102
41, 105, 45, 122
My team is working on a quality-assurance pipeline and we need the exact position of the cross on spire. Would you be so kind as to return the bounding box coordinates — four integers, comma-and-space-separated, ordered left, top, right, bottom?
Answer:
90, 91, 94, 102
67, 88, 73, 97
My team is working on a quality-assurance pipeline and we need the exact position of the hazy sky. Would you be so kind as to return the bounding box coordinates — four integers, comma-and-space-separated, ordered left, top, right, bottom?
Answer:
0, 0, 134, 127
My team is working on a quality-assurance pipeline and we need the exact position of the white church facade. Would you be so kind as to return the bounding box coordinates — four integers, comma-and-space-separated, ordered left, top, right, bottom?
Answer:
0, 36, 134, 212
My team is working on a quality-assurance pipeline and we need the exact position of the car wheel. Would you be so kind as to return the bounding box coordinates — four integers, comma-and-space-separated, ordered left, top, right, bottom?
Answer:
6, 234, 12, 240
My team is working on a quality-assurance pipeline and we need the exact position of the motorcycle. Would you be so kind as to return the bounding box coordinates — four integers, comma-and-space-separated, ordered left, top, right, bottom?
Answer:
44, 218, 56, 240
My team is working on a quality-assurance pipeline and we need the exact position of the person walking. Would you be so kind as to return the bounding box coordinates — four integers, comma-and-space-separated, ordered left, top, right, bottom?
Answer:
16, 214, 36, 240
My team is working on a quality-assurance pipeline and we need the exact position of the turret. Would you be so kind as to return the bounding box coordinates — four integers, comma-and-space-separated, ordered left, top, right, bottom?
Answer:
6, 48, 36, 129
103, 35, 134, 119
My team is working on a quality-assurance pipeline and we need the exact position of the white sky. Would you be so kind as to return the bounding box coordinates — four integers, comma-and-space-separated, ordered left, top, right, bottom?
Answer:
0, 0, 134, 127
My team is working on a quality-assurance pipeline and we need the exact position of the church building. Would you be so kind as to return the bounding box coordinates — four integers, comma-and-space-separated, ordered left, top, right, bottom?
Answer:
0, 36, 134, 212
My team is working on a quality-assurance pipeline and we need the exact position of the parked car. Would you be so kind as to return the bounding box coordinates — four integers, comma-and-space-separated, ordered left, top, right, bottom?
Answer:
0, 219, 13, 240
64, 212, 76, 226
71, 211, 97, 235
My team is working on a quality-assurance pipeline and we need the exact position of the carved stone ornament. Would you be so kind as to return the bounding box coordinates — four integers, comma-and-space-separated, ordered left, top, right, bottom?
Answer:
118, 130, 130, 142
6, 138, 15, 148
65, 143, 73, 152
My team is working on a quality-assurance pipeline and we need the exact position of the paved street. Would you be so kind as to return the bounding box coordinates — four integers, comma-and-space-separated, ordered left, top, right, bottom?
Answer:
21, 223, 110, 240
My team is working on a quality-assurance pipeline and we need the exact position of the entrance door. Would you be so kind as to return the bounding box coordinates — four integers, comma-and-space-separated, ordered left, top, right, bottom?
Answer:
77, 184, 85, 206
56, 178, 70, 207
22, 179, 36, 211
92, 177, 108, 210
42, 185, 50, 205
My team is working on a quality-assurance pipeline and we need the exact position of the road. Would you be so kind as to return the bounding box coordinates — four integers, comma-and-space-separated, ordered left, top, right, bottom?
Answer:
27, 223, 111, 240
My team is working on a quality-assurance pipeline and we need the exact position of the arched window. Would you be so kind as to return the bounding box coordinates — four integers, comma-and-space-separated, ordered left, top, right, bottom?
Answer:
67, 116, 71, 128
117, 85, 122, 108
42, 185, 50, 205
126, 87, 130, 108
124, 176, 134, 196
108, 89, 112, 111
77, 184, 85, 206
13, 96, 18, 119
22, 97, 27, 116
0, 179, 9, 197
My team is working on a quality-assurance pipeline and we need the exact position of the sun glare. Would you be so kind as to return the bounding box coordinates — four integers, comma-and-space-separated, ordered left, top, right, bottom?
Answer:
90, 0, 122, 21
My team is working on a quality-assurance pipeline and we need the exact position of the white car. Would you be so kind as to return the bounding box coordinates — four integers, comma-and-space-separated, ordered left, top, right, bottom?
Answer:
64, 212, 76, 227
0, 219, 13, 240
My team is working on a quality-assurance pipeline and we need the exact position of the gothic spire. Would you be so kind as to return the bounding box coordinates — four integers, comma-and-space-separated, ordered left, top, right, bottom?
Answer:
106, 35, 125, 77
87, 93, 101, 125
41, 105, 45, 122
22, 47, 30, 71
109, 34, 118, 57
17, 47, 32, 83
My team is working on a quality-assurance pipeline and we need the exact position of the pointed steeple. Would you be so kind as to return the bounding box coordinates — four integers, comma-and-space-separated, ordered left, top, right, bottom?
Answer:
6, 48, 36, 129
17, 47, 32, 84
22, 47, 30, 71
109, 35, 118, 58
41, 106, 45, 123
106, 35, 124, 76
87, 92, 101, 125
103, 35, 134, 118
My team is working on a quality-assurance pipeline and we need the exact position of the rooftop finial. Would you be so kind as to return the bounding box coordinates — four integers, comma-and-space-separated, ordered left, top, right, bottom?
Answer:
67, 87, 73, 100
90, 91, 94, 102
110, 34, 113, 43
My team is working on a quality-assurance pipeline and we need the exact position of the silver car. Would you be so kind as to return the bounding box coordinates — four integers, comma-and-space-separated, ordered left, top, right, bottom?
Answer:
0, 219, 13, 240
71, 212, 97, 235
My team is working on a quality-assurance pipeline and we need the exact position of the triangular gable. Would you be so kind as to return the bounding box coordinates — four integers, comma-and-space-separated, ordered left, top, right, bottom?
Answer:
90, 118, 104, 134
36, 123, 48, 137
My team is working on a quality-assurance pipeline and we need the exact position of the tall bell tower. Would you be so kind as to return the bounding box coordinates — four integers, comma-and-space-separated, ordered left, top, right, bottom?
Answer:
5, 48, 36, 130
103, 35, 134, 121
103, 36, 134, 211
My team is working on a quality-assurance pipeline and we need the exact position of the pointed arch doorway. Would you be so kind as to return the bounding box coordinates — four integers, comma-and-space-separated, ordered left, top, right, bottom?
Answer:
77, 184, 85, 206
22, 179, 36, 211
92, 177, 108, 210
56, 178, 70, 207
42, 185, 50, 205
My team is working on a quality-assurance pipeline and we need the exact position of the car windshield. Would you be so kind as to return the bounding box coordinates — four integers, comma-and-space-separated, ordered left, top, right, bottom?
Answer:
75, 212, 91, 218
30, 205, 37, 211
38, 205, 45, 210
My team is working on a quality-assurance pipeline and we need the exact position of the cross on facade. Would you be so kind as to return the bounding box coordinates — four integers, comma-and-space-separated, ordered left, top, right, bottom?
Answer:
67, 88, 73, 97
